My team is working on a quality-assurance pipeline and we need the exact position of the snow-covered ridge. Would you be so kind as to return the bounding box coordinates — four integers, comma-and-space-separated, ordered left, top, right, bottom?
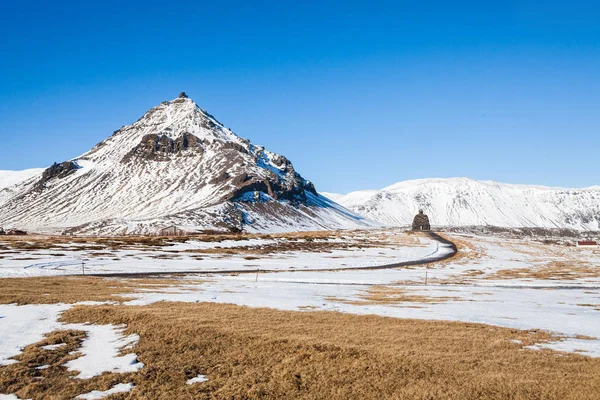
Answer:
0, 168, 45, 189
322, 177, 600, 231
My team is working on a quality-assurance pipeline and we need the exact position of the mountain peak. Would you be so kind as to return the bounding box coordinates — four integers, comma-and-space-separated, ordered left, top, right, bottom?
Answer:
0, 96, 372, 235
178, 91, 188, 99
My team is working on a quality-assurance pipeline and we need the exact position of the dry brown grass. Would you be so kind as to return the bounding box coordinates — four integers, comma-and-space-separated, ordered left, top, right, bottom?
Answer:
492, 239, 563, 258
1, 277, 600, 399
487, 261, 600, 280
3, 301, 600, 399
327, 285, 462, 305
439, 234, 487, 266
182, 240, 358, 256
0, 230, 380, 259
0, 231, 349, 251
0, 277, 189, 305
577, 303, 600, 312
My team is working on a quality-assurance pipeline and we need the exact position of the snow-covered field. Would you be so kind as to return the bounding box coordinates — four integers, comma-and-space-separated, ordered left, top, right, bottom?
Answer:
0, 232, 442, 277
120, 233, 600, 357
1, 229, 599, 398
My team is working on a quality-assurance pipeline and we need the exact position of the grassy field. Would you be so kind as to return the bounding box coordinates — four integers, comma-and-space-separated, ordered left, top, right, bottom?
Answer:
1, 277, 600, 399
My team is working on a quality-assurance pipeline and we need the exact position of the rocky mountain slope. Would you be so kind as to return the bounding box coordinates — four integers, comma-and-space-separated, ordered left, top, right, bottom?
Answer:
0, 94, 372, 234
323, 178, 600, 231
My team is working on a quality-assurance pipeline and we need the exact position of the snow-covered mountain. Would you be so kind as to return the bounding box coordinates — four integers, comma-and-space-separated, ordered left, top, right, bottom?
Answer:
0, 94, 372, 234
322, 178, 600, 231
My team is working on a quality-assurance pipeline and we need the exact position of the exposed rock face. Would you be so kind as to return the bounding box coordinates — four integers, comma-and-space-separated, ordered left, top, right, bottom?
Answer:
178, 92, 188, 99
36, 161, 79, 190
122, 132, 204, 161
412, 210, 431, 231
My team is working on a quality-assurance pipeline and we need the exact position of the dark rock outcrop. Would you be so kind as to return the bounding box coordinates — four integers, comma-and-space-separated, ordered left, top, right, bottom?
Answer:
36, 161, 79, 190
6, 229, 27, 235
178, 92, 188, 99
229, 174, 314, 204
412, 210, 431, 231
122, 133, 204, 162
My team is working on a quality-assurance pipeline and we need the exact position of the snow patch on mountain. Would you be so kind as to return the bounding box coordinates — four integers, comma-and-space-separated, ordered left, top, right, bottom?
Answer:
0, 169, 44, 189
322, 178, 600, 231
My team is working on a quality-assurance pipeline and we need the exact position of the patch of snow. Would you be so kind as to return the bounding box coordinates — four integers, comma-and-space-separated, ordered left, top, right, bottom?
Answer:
0, 304, 71, 365
0, 168, 44, 190
526, 338, 600, 357
65, 324, 143, 379
187, 375, 209, 385
0, 304, 143, 377
75, 383, 134, 399
0, 230, 445, 277
41, 343, 66, 350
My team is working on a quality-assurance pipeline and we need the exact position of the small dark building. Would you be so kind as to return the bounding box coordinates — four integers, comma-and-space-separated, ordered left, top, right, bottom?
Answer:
412, 210, 431, 231
0, 227, 5, 235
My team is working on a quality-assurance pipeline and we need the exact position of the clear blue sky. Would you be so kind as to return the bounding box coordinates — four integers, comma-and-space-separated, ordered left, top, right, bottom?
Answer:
1, 1, 598, 193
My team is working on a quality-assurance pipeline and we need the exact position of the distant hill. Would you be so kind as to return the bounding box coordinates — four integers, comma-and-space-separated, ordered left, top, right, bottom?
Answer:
322, 178, 600, 231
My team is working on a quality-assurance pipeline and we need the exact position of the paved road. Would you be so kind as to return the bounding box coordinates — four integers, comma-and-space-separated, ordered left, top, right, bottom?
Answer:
91, 231, 458, 278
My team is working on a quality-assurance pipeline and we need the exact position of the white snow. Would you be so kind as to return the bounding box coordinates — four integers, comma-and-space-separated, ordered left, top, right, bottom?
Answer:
0, 303, 71, 365
0, 395, 30, 400
187, 375, 209, 385
0, 304, 143, 377
0, 231, 444, 277
65, 324, 143, 379
1, 229, 599, 367
0, 169, 44, 190
526, 338, 600, 356
41, 343, 66, 350
120, 231, 600, 358
75, 383, 134, 399
323, 177, 600, 230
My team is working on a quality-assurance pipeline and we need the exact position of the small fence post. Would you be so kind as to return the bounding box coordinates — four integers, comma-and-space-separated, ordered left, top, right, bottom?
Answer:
255, 268, 259, 282
81, 261, 85, 276
425, 270, 428, 285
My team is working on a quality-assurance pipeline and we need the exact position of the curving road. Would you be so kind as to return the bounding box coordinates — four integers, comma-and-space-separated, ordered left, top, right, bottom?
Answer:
90, 232, 458, 278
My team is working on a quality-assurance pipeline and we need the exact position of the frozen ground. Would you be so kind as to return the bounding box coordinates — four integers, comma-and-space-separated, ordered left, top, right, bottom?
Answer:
0, 231, 443, 277
0, 303, 143, 375
0, 229, 599, 376
75, 383, 134, 399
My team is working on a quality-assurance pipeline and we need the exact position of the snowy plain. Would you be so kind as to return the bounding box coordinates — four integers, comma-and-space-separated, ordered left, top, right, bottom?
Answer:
1, 229, 599, 399
0, 233, 440, 277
